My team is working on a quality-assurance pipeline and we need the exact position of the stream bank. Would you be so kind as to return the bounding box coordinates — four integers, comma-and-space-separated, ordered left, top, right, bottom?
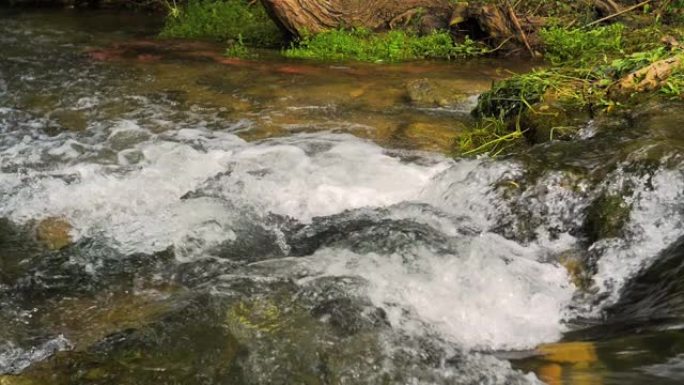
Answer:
2, 5, 684, 385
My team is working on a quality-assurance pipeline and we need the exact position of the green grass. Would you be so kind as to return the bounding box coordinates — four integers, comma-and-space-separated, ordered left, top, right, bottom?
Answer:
540, 24, 625, 65
283, 28, 488, 62
160, 0, 284, 47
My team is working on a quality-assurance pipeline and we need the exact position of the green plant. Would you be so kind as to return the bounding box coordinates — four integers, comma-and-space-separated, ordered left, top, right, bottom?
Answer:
456, 115, 525, 157
473, 70, 559, 118
604, 47, 670, 77
160, 0, 284, 47
225, 34, 251, 58
661, 73, 684, 97
283, 28, 488, 62
540, 24, 625, 65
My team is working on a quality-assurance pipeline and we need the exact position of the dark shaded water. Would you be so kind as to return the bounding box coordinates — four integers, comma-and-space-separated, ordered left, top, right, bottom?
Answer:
1, 8, 684, 385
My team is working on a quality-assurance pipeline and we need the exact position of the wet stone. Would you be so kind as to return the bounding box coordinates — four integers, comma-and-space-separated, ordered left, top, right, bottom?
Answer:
49, 109, 88, 132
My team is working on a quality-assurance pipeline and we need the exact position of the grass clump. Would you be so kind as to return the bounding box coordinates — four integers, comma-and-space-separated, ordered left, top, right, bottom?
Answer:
540, 24, 625, 65
160, 0, 284, 47
456, 116, 525, 156
473, 70, 558, 119
283, 28, 488, 62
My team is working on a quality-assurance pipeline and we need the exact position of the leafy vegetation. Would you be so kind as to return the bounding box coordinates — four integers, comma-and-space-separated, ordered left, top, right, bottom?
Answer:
160, 0, 284, 47
540, 24, 625, 65
456, 116, 525, 156
464, 12, 684, 157
283, 28, 488, 62
224, 35, 252, 58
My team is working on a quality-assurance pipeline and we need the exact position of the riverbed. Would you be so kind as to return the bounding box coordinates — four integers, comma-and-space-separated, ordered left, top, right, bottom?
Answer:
2, 8, 684, 385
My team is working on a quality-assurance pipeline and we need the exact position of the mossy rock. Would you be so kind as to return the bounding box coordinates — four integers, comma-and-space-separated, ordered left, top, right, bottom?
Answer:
583, 194, 631, 244
520, 104, 590, 144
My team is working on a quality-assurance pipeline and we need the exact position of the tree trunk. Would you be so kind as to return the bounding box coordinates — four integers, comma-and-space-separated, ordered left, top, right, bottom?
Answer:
260, 0, 455, 37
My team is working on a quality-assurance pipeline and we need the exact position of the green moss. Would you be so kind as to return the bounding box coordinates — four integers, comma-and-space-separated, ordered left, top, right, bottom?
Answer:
583, 194, 631, 243
160, 0, 284, 47
540, 24, 625, 65
283, 28, 488, 62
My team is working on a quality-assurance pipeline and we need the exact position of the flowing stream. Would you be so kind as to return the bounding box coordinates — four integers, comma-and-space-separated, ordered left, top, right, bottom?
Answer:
2, 8, 684, 385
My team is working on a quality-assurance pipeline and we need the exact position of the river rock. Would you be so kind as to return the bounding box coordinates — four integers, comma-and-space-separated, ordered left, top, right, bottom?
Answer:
35, 217, 72, 250
107, 128, 150, 151
406, 78, 467, 108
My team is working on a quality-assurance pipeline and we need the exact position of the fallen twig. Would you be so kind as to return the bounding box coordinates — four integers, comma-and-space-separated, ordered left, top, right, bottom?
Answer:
506, 0, 535, 57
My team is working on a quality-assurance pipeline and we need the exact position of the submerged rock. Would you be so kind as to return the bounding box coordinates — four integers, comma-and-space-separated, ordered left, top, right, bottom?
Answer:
406, 78, 467, 108
49, 109, 88, 133
35, 217, 72, 251
402, 121, 465, 151
38, 290, 177, 350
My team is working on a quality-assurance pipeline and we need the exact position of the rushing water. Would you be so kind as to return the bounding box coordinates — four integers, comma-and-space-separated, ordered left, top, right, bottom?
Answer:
2, 8, 684, 385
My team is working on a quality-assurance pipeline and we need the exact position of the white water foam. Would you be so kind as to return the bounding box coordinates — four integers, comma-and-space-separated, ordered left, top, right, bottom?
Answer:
0, 127, 450, 254
0, 123, 577, 354
299, 232, 574, 351
588, 167, 684, 311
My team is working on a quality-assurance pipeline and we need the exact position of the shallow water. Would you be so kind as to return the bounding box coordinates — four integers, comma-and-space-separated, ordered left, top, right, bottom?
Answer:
1, 8, 684, 385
